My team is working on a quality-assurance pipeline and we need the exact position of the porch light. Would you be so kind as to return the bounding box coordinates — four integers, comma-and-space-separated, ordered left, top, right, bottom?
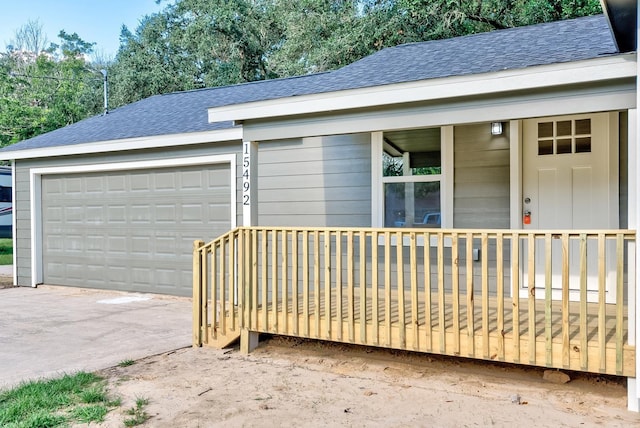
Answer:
491, 122, 503, 135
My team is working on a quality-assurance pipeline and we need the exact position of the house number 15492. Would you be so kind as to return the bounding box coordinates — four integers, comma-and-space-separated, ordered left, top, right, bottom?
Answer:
243, 142, 250, 206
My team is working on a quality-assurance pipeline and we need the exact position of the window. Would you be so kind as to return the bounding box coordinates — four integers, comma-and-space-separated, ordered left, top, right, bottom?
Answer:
381, 128, 442, 228
537, 118, 591, 156
0, 186, 11, 203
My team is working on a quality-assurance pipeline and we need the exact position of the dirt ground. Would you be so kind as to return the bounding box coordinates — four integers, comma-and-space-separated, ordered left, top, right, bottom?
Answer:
0, 274, 13, 289
92, 336, 640, 427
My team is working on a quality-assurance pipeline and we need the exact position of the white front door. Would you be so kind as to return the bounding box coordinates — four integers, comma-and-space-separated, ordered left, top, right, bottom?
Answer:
521, 112, 618, 302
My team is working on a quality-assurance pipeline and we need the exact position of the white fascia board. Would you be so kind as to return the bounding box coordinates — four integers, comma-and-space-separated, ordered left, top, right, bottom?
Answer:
2, 127, 243, 161
208, 54, 637, 124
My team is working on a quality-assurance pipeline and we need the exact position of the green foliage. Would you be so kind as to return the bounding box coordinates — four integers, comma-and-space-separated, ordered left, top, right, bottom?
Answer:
0, 372, 118, 427
118, 359, 136, 367
0, 238, 13, 266
123, 396, 150, 427
0, 23, 104, 148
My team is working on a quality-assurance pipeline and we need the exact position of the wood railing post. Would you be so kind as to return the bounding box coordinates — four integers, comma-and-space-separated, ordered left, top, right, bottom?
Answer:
192, 240, 205, 347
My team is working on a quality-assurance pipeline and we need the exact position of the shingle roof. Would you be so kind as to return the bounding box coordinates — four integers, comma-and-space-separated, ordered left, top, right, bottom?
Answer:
1, 14, 620, 154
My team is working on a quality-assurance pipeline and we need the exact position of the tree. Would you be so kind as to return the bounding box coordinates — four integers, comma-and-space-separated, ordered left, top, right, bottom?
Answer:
0, 24, 104, 147
6, 19, 49, 55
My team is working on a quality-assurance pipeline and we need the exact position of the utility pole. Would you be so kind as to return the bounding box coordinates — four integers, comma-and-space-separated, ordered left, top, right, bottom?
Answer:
101, 69, 108, 115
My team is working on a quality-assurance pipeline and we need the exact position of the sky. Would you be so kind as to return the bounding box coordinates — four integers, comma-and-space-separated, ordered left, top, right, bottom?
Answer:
0, 0, 166, 58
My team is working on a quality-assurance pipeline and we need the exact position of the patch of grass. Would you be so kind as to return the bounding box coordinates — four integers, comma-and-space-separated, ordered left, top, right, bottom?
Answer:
70, 404, 108, 423
0, 372, 119, 427
0, 238, 12, 266
123, 396, 150, 427
118, 359, 136, 368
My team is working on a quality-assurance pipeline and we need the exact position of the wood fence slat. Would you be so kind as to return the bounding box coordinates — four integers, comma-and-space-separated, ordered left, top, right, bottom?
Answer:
425, 232, 433, 352
272, 230, 278, 333
545, 233, 552, 367
251, 230, 258, 329
438, 232, 445, 353
202, 245, 209, 343
385, 231, 392, 347
238, 231, 244, 330
302, 231, 309, 337
336, 231, 343, 341
528, 233, 536, 365
210, 244, 217, 341
360, 230, 367, 344
482, 233, 489, 359
372, 231, 379, 346
496, 233, 504, 361
466, 232, 474, 357
397, 231, 406, 348
511, 232, 520, 363
291, 231, 298, 335
282, 230, 289, 335
598, 233, 606, 372
561, 233, 570, 368
314, 231, 321, 338
325, 230, 332, 339
616, 233, 624, 375
579, 233, 588, 371
410, 232, 419, 350
220, 238, 226, 336
451, 233, 460, 355
229, 234, 235, 332
348, 231, 355, 342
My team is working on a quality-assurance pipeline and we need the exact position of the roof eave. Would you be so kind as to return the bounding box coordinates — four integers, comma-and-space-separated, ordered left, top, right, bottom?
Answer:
208, 54, 637, 125
0, 127, 243, 161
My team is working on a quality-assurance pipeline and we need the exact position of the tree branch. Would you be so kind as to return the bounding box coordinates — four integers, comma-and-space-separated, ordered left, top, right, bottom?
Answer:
467, 14, 509, 30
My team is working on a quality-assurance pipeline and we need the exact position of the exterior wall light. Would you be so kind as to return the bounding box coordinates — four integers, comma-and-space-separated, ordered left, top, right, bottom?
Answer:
491, 122, 503, 135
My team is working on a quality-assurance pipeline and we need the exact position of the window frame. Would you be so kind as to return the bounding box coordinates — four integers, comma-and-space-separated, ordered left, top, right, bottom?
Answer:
371, 127, 454, 229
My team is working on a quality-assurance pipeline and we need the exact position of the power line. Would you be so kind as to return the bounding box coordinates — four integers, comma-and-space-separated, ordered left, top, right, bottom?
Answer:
8, 72, 102, 82
8, 70, 109, 115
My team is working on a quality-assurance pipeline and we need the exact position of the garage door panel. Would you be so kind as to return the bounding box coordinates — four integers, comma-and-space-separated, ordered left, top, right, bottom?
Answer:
42, 163, 231, 296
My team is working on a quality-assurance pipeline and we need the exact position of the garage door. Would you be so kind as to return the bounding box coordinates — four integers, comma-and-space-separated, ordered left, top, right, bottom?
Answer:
41, 163, 231, 296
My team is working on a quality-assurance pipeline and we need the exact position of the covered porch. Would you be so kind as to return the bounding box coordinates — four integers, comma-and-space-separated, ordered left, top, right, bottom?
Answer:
193, 226, 636, 377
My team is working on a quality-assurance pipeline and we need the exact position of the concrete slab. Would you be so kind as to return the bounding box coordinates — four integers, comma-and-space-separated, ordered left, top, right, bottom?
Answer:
0, 285, 192, 389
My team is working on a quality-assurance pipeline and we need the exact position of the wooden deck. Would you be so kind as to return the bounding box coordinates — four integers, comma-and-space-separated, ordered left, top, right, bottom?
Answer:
193, 227, 636, 377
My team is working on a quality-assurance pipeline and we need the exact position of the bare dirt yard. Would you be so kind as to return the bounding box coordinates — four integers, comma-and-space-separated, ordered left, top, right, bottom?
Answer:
93, 336, 640, 427
0, 273, 13, 289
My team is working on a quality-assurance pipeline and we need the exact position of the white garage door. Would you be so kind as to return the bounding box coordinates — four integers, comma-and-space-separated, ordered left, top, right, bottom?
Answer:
41, 163, 231, 296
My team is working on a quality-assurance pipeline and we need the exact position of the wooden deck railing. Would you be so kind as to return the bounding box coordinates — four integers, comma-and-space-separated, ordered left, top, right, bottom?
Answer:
193, 227, 636, 376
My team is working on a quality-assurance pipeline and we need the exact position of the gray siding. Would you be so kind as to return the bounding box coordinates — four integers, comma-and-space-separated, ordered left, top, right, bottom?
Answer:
258, 134, 371, 227
454, 123, 510, 228
619, 111, 628, 229
15, 142, 241, 287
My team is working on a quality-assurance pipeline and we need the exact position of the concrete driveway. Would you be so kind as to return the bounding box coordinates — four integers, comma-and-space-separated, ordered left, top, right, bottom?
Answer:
0, 285, 192, 389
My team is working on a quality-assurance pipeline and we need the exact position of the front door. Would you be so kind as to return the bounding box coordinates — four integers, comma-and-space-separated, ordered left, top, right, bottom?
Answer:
522, 112, 618, 302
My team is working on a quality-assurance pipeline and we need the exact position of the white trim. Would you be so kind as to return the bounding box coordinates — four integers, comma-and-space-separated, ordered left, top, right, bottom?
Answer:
3, 128, 242, 161
372, 126, 451, 231
629, 109, 637, 347
29, 154, 236, 287
209, 55, 636, 124
371, 132, 383, 227
29, 170, 41, 287
509, 120, 523, 229
11, 160, 16, 286
242, 141, 258, 226
441, 126, 454, 228
381, 175, 440, 184
635, 5, 640, 408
